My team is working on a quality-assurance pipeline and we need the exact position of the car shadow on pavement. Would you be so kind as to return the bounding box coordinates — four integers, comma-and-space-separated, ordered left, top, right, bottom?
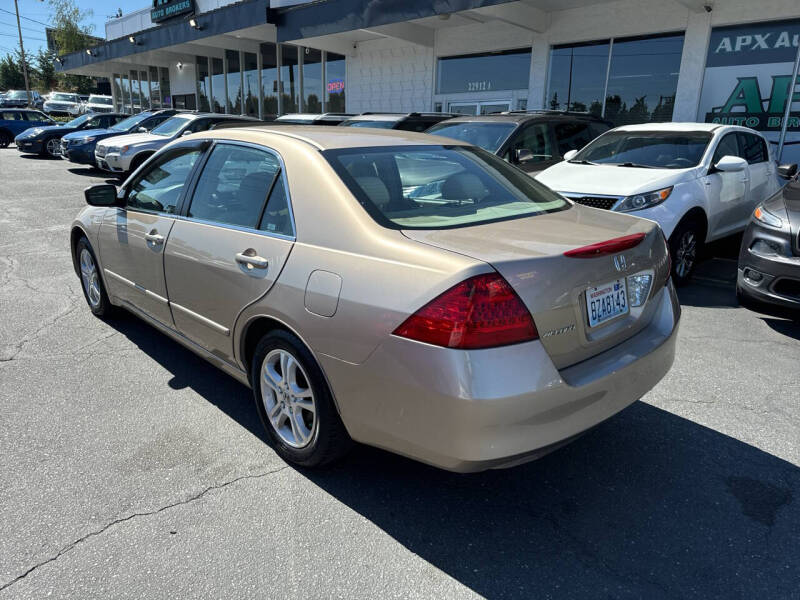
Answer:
304, 405, 799, 599
101, 312, 799, 598
67, 167, 108, 178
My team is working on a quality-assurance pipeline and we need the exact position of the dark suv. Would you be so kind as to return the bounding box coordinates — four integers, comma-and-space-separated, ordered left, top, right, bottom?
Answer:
340, 112, 455, 132
426, 111, 611, 174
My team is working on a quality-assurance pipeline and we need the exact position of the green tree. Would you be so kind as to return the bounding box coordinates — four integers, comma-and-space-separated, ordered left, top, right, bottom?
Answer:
35, 49, 58, 91
48, 0, 95, 92
0, 52, 28, 91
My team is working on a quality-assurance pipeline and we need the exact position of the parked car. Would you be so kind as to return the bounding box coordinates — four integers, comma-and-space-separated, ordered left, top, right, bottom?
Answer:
0, 109, 54, 148
340, 112, 454, 131
536, 123, 794, 284
0, 89, 43, 109
83, 94, 114, 114
15, 112, 127, 157
274, 113, 353, 125
61, 109, 180, 166
71, 126, 679, 472
94, 112, 260, 175
737, 170, 800, 310
426, 111, 611, 175
43, 92, 82, 116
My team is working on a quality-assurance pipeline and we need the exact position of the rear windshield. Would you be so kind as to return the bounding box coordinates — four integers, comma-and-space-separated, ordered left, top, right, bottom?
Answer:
340, 119, 396, 129
51, 93, 78, 102
426, 122, 516, 152
573, 130, 713, 168
325, 145, 568, 230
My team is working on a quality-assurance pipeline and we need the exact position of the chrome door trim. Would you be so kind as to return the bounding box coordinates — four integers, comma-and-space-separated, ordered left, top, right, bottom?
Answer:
174, 215, 296, 242
170, 301, 230, 335
104, 268, 169, 304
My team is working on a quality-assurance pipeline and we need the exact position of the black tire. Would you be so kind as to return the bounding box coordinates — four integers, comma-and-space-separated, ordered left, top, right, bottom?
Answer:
75, 237, 114, 318
251, 330, 351, 468
0, 130, 10, 148
669, 219, 704, 286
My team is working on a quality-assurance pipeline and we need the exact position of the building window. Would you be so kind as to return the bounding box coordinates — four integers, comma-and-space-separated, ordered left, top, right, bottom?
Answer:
436, 48, 532, 95
325, 52, 345, 112
196, 56, 210, 112
303, 47, 322, 112
261, 43, 278, 117
149, 66, 161, 108
241, 52, 259, 117
140, 70, 151, 110
160, 67, 171, 108
280, 44, 299, 113
547, 33, 685, 126
112, 74, 123, 112
226, 49, 242, 114
120, 73, 131, 113
130, 70, 141, 113
211, 57, 225, 113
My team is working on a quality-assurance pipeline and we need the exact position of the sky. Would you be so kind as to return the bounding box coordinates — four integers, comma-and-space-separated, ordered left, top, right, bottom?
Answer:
0, 0, 146, 58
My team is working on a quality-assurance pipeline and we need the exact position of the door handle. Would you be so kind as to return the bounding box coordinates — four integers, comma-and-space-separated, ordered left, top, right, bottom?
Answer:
144, 231, 164, 245
235, 251, 269, 269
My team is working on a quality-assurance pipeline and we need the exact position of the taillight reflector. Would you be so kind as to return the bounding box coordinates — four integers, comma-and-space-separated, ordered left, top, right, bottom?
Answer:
564, 233, 646, 258
393, 273, 539, 350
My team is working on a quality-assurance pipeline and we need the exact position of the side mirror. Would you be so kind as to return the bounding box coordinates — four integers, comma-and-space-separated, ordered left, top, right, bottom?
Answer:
137, 126, 148, 133
563, 149, 578, 161
84, 183, 119, 207
181, 130, 193, 137
777, 163, 798, 180
713, 155, 748, 173
515, 148, 535, 164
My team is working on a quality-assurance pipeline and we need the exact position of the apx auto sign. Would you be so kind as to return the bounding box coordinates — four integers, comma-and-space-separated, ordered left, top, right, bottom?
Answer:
151, 0, 194, 23
699, 19, 800, 132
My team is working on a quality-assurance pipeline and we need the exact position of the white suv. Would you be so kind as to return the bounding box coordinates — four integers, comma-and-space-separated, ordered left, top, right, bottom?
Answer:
43, 92, 82, 116
83, 94, 114, 114
536, 123, 793, 284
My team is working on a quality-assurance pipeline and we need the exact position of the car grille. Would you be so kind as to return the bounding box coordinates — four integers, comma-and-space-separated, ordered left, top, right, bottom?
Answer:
95, 146, 107, 158
560, 193, 623, 211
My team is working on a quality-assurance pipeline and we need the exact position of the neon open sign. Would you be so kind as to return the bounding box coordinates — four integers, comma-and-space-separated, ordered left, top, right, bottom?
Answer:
327, 78, 344, 94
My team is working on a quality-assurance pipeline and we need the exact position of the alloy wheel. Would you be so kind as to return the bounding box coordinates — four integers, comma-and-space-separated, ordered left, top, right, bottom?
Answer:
46, 138, 60, 157
260, 349, 317, 448
79, 248, 101, 308
674, 230, 697, 279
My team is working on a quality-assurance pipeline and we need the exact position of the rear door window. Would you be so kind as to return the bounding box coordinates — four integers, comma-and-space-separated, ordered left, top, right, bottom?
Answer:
553, 121, 595, 156
737, 132, 768, 164
1, 111, 20, 120
507, 123, 553, 163
712, 133, 740, 164
187, 143, 282, 229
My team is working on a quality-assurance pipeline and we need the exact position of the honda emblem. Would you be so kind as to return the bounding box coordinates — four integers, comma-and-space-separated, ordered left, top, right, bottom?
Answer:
614, 254, 627, 272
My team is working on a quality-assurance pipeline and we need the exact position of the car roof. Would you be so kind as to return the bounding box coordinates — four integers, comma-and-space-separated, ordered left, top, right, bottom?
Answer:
197, 125, 471, 150
435, 111, 610, 125
345, 112, 451, 122
613, 122, 723, 133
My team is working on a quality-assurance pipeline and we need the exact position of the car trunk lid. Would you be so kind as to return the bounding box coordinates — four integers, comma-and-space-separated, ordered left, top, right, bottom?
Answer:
402, 205, 669, 369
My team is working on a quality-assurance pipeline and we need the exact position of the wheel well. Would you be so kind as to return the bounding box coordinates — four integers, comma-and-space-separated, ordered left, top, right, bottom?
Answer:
241, 317, 292, 380
130, 152, 153, 171
0, 127, 11, 138
70, 227, 87, 276
677, 207, 708, 242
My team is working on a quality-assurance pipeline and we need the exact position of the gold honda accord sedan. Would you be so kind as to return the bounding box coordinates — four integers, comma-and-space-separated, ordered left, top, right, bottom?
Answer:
71, 126, 679, 472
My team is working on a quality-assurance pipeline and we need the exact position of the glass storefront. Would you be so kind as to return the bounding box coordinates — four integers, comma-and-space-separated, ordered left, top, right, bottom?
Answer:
436, 49, 531, 95
112, 74, 123, 112
547, 33, 685, 126
280, 44, 299, 113
325, 52, 346, 112
243, 52, 259, 117
303, 47, 322, 112
149, 66, 161, 108
261, 43, 279, 116
226, 49, 242, 114
140, 70, 151, 110
211, 57, 225, 113
196, 56, 210, 112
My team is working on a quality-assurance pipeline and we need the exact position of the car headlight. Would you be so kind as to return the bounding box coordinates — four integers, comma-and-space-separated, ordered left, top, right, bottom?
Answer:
77, 136, 96, 144
753, 205, 783, 228
614, 187, 673, 213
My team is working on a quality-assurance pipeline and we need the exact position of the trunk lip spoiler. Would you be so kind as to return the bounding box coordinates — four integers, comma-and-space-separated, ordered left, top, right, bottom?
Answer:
563, 232, 647, 258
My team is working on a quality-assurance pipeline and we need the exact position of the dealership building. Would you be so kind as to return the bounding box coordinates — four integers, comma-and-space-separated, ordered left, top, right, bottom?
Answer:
57, 0, 800, 161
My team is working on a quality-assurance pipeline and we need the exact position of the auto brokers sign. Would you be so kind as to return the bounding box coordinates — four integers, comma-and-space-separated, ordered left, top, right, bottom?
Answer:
151, 0, 194, 23
699, 19, 800, 159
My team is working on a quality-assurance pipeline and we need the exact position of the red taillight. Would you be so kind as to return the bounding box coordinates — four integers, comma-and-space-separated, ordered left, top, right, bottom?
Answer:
393, 273, 539, 350
563, 233, 646, 258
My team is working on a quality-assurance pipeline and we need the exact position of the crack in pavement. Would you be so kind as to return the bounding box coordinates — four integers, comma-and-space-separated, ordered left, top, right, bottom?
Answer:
0, 465, 289, 593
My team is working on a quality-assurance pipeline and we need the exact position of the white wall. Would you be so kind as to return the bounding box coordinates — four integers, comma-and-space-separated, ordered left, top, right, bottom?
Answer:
105, 0, 240, 40
169, 62, 198, 98
346, 38, 434, 113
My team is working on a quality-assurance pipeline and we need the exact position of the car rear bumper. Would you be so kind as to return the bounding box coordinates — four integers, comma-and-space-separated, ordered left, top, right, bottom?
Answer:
320, 281, 680, 472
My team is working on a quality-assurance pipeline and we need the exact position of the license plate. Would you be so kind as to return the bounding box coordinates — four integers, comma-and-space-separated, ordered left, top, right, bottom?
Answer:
585, 279, 628, 327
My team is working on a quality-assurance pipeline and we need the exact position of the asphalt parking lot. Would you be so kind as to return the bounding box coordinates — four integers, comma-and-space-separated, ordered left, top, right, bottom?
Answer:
1, 149, 798, 599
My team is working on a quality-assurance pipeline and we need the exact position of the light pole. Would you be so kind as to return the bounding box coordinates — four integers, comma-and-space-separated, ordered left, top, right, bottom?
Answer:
13, 0, 32, 107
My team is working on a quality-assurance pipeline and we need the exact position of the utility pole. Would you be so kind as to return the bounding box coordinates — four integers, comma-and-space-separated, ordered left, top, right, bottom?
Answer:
13, 0, 32, 107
